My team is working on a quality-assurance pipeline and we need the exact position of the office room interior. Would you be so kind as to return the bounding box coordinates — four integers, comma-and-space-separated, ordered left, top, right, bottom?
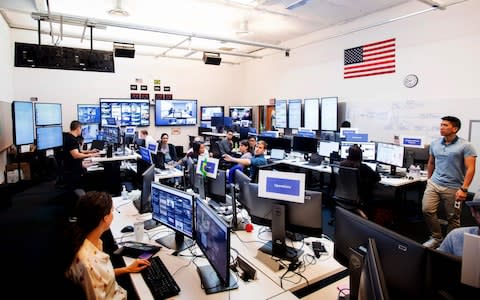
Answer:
1, 0, 480, 299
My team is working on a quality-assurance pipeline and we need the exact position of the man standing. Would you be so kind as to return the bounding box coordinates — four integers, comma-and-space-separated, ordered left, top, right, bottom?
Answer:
422, 116, 477, 248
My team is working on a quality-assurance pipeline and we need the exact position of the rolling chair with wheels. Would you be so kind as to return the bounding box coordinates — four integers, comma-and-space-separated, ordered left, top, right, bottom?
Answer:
329, 164, 367, 225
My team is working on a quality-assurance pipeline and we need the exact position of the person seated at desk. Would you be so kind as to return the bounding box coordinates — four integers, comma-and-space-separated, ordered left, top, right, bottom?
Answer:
339, 144, 381, 206
248, 135, 257, 156
438, 194, 480, 256
64, 191, 150, 299
227, 139, 252, 184
138, 129, 156, 149
158, 133, 177, 164
223, 140, 267, 181
218, 129, 234, 156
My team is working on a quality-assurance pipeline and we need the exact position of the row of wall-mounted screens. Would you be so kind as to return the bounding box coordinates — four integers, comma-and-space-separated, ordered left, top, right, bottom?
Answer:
79, 99, 253, 127
12, 101, 63, 150
275, 97, 338, 131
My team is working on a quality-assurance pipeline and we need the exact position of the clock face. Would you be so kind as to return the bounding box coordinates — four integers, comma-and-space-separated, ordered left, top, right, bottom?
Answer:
404, 74, 418, 88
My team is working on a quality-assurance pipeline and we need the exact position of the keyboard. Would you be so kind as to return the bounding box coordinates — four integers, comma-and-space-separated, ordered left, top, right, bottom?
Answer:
141, 256, 181, 299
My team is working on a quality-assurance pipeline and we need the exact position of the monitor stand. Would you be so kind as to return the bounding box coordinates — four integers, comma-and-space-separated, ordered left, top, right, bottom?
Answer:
258, 204, 303, 262
155, 232, 194, 254
196, 265, 238, 294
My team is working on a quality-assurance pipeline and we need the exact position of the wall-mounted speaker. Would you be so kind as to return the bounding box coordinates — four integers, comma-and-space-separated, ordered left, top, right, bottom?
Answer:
203, 52, 221, 65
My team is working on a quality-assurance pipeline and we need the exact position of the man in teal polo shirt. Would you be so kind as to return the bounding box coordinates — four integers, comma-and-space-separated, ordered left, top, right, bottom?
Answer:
422, 116, 477, 248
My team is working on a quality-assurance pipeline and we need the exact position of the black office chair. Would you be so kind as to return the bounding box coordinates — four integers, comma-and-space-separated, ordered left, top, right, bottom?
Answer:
330, 164, 367, 224
211, 140, 222, 159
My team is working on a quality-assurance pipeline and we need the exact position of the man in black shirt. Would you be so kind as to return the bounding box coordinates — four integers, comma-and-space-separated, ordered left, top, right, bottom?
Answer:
63, 120, 99, 192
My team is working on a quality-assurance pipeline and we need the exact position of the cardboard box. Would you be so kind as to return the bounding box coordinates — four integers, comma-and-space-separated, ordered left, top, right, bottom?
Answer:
6, 162, 31, 181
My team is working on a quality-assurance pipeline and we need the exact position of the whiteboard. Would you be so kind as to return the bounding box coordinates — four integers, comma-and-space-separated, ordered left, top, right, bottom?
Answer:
468, 120, 480, 194
0, 101, 13, 152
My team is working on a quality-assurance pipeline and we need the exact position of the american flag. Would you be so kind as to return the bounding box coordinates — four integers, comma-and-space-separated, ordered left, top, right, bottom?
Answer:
344, 38, 396, 79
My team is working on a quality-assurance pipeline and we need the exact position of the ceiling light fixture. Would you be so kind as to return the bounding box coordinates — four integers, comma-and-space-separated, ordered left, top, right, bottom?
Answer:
108, 0, 130, 17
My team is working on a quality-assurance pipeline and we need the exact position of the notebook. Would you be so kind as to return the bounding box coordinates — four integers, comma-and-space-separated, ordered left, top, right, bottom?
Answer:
461, 232, 480, 288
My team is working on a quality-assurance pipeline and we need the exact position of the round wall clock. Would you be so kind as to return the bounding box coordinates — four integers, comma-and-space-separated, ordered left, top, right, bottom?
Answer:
404, 74, 419, 88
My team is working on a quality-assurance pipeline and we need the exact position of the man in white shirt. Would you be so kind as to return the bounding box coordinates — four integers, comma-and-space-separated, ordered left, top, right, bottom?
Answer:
139, 129, 156, 149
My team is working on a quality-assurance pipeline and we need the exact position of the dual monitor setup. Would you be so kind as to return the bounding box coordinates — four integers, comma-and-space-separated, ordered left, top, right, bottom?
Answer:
334, 206, 480, 300
130, 154, 323, 294
200, 105, 253, 132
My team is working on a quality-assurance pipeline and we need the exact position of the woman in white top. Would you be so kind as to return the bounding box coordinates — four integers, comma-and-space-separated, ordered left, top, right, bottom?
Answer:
65, 191, 150, 299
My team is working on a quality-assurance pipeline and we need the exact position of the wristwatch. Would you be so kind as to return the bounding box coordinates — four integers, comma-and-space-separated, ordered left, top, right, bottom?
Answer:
460, 187, 468, 193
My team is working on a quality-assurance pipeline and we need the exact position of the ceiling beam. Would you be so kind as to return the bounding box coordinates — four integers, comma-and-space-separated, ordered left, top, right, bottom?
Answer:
31, 11, 290, 52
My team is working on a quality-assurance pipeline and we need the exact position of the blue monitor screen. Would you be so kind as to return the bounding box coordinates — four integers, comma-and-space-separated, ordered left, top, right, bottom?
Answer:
81, 123, 99, 144
96, 127, 120, 144
100, 98, 150, 127
36, 125, 63, 150
151, 182, 194, 239
35, 103, 62, 126
13, 101, 35, 145
195, 198, 230, 285
77, 104, 100, 124
139, 146, 152, 164
155, 99, 197, 126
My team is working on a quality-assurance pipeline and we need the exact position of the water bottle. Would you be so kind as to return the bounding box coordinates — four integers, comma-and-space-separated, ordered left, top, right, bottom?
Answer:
408, 165, 416, 178
415, 165, 421, 179
121, 185, 128, 200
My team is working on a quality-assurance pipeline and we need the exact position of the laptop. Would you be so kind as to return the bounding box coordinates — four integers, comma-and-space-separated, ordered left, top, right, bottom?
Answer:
269, 149, 285, 160
305, 152, 323, 165
461, 232, 480, 288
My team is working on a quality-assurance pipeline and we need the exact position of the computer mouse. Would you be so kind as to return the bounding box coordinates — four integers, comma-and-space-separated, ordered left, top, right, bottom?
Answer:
121, 225, 134, 233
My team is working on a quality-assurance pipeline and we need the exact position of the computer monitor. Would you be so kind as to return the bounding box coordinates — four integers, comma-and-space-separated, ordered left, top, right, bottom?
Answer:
151, 182, 195, 252
201, 106, 224, 121
196, 157, 219, 179
258, 136, 291, 153
150, 151, 165, 170
35, 102, 62, 126
205, 170, 228, 206
403, 145, 430, 169
139, 146, 152, 164
321, 97, 337, 131
100, 98, 150, 126
195, 198, 238, 294
81, 123, 99, 144
12, 101, 35, 145
334, 207, 426, 300
303, 98, 319, 130
147, 142, 159, 153
155, 99, 197, 126
97, 127, 120, 145
133, 164, 155, 214
376, 142, 405, 175
358, 238, 390, 300
288, 99, 302, 129
340, 141, 376, 161
36, 125, 63, 150
77, 104, 100, 124
237, 178, 322, 261
292, 136, 318, 154
275, 99, 287, 129
124, 126, 136, 136
318, 141, 340, 157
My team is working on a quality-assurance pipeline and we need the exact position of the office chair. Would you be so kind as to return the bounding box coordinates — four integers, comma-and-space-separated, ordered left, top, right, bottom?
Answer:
330, 164, 367, 224
211, 140, 222, 159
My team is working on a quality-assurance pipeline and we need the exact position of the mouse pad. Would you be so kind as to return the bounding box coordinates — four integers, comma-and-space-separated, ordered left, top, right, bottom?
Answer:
114, 242, 161, 258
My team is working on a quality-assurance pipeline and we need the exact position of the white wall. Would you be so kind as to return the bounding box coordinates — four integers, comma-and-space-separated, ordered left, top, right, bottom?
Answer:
0, 13, 13, 183
240, 0, 480, 144
12, 29, 243, 149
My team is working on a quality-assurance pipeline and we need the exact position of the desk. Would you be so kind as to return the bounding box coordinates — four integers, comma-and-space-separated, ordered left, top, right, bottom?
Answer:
155, 166, 184, 181
111, 197, 299, 300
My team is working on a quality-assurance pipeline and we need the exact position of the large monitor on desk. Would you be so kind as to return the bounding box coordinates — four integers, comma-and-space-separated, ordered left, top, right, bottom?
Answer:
35, 102, 62, 126
195, 198, 238, 294
358, 238, 390, 300
375, 142, 404, 175
205, 170, 228, 206
292, 136, 318, 154
238, 171, 322, 261
334, 207, 426, 300
340, 141, 376, 161
318, 141, 340, 157
97, 126, 120, 145
81, 123, 99, 144
12, 101, 35, 146
151, 182, 194, 252
258, 136, 291, 153
133, 164, 155, 214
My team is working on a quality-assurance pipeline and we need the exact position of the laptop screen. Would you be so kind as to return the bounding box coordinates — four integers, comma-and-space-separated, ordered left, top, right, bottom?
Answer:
270, 148, 285, 160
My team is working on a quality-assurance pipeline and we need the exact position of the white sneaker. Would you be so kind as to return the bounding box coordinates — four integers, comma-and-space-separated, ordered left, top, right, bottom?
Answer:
423, 237, 442, 249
